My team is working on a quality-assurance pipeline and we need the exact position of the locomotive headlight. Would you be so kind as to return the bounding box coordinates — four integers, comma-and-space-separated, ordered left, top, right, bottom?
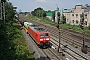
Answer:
40, 39, 43, 41
46, 38, 49, 40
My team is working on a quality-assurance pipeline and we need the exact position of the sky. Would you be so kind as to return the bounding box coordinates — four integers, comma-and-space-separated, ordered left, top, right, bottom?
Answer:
9, 0, 90, 12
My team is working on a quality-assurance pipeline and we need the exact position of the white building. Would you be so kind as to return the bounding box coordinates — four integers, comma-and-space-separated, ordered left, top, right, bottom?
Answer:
63, 4, 90, 27
87, 11, 90, 26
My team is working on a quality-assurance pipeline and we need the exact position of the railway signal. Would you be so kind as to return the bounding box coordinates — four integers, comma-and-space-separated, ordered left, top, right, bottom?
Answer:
57, 11, 66, 59
80, 13, 84, 30
57, 12, 62, 53
80, 13, 88, 54
57, 12, 60, 24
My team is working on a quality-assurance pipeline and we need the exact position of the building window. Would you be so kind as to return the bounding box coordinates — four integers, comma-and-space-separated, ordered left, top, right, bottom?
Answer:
85, 14, 87, 19
85, 21, 87, 25
80, 14, 82, 18
72, 14, 74, 17
72, 20, 74, 23
76, 14, 78, 18
76, 20, 78, 24
67, 19, 69, 22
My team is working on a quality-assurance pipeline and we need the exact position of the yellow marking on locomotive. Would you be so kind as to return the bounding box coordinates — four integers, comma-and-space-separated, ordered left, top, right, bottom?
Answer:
22, 26, 28, 32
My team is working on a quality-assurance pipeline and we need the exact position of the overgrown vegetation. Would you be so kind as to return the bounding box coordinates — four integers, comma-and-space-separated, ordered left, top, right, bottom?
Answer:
88, 24, 90, 30
60, 24, 90, 34
0, 1, 34, 60
60, 24, 83, 32
28, 15, 57, 26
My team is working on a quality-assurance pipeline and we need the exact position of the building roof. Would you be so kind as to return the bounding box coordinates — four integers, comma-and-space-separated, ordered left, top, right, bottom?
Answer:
63, 9, 72, 13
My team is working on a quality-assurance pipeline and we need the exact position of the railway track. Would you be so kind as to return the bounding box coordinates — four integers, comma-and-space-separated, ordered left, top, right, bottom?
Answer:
50, 36, 88, 60
49, 29, 82, 47
41, 48, 63, 60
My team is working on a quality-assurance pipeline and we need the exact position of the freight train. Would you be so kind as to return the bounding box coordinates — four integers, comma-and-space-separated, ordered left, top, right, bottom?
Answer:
17, 17, 50, 48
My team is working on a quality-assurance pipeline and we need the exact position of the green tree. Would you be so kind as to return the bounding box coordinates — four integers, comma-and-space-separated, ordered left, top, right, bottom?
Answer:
88, 24, 90, 30
0, 1, 35, 60
52, 11, 55, 22
43, 11, 46, 17
31, 11, 35, 16
5, 2, 16, 22
31, 7, 46, 18
62, 14, 66, 24
47, 10, 51, 12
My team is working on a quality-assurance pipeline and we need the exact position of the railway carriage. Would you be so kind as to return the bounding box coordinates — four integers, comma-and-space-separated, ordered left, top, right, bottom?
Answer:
23, 22, 33, 32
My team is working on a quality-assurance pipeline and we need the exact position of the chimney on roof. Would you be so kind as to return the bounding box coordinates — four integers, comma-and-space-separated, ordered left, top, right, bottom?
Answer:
85, 4, 89, 7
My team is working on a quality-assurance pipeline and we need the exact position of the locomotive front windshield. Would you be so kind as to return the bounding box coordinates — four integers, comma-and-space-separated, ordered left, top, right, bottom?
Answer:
40, 33, 48, 38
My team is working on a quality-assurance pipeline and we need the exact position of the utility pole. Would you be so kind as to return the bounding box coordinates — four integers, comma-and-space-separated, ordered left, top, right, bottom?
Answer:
56, 4, 62, 53
0, 0, 6, 25
57, 12, 61, 52
55, 4, 65, 59
0, 0, 2, 20
3, 1, 5, 24
56, 5, 60, 52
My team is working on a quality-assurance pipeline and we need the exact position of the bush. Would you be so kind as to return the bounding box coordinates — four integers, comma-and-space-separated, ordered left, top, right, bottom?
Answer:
88, 24, 90, 30
0, 19, 35, 60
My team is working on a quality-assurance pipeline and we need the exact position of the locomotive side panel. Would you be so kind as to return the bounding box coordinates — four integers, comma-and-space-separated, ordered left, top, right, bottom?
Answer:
28, 26, 40, 44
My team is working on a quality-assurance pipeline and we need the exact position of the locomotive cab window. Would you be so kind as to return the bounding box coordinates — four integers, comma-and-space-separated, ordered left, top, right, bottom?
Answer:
40, 33, 48, 38
45, 33, 48, 36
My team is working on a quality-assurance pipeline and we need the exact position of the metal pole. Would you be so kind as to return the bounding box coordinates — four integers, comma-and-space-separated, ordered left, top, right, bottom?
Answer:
0, 0, 5, 24
58, 24, 61, 52
80, 13, 88, 54
57, 13, 61, 52
0, 0, 2, 20
3, 2, 5, 24
83, 30, 85, 47
83, 23, 85, 47
80, 13, 85, 47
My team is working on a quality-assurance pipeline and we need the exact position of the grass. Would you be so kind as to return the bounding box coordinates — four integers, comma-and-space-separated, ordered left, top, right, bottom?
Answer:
60, 24, 90, 34
0, 19, 35, 60
60, 24, 83, 32
25, 15, 57, 25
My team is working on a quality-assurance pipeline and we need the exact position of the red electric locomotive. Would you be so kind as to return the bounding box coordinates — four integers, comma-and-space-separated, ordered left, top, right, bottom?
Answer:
18, 18, 51, 48
28, 24, 50, 47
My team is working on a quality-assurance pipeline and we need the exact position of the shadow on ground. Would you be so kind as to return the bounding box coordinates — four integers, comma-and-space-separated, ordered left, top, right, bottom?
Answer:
36, 56, 50, 60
